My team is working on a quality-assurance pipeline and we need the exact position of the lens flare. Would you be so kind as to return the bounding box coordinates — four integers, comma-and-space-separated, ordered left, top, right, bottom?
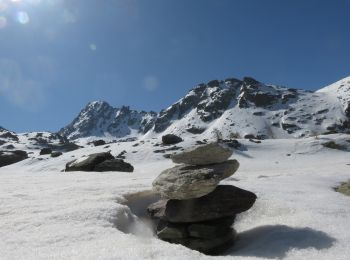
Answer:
16, 11, 30, 24
0, 2, 8, 12
89, 44, 97, 51
0, 16, 7, 29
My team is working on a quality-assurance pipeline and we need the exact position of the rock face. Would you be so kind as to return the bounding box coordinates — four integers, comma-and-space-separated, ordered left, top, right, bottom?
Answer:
148, 185, 256, 222
152, 160, 239, 200
162, 134, 183, 145
65, 152, 134, 172
0, 150, 28, 167
147, 144, 257, 255
171, 142, 233, 165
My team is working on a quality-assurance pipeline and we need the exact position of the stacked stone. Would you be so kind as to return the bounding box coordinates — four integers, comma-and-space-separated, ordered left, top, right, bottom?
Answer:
147, 143, 257, 255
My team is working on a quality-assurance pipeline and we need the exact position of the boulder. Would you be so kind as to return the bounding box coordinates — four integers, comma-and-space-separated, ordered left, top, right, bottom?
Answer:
0, 150, 28, 167
94, 159, 134, 172
65, 152, 114, 172
92, 140, 106, 146
40, 148, 52, 155
148, 185, 257, 223
51, 151, 63, 158
171, 142, 232, 165
152, 160, 239, 199
162, 134, 183, 145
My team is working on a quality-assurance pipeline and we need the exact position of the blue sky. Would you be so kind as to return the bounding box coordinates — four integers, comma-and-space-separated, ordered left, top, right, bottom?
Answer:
0, 0, 349, 132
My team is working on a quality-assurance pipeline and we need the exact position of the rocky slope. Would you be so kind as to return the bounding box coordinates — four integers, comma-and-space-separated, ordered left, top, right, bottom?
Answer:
59, 76, 350, 139
59, 101, 157, 139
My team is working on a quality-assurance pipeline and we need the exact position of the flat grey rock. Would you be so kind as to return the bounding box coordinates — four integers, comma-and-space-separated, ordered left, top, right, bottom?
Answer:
171, 142, 233, 165
152, 160, 239, 199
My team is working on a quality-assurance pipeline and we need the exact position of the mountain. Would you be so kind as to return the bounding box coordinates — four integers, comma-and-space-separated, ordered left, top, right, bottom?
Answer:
59, 101, 157, 139
59, 76, 350, 140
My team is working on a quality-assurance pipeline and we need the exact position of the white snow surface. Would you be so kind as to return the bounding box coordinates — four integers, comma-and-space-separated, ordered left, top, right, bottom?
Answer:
1, 134, 350, 259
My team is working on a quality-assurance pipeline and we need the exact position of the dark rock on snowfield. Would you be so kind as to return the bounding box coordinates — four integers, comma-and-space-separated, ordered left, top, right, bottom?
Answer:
94, 159, 134, 172
0, 131, 19, 141
51, 151, 63, 158
0, 150, 28, 167
91, 140, 106, 146
65, 152, 134, 172
162, 134, 183, 145
171, 142, 232, 165
65, 152, 114, 172
4, 144, 15, 149
40, 148, 52, 155
148, 185, 257, 223
152, 160, 239, 200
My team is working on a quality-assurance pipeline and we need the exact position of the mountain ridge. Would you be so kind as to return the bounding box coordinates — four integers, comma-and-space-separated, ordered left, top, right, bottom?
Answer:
57, 75, 350, 140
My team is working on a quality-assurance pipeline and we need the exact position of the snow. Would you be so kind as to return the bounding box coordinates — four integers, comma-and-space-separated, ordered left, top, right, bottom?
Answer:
1, 134, 350, 259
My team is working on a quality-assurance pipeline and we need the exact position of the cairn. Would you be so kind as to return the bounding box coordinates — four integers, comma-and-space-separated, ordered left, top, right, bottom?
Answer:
147, 142, 257, 255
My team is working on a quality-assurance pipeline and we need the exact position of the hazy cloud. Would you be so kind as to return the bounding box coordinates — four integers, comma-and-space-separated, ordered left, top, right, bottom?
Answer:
0, 59, 45, 110
143, 75, 159, 91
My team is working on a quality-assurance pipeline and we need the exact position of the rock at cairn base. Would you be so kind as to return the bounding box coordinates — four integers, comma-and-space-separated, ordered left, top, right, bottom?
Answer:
170, 142, 233, 165
148, 185, 256, 223
152, 160, 239, 200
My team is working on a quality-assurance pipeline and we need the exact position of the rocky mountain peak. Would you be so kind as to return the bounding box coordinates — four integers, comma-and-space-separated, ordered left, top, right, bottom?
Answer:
59, 101, 157, 139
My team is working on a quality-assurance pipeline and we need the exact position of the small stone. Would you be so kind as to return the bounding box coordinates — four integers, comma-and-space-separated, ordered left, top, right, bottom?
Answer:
152, 160, 239, 199
171, 142, 233, 165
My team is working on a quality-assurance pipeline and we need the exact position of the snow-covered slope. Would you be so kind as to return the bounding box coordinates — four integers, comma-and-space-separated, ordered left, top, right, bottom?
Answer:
60, 76, 350, 140
1, 134, 350, 259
